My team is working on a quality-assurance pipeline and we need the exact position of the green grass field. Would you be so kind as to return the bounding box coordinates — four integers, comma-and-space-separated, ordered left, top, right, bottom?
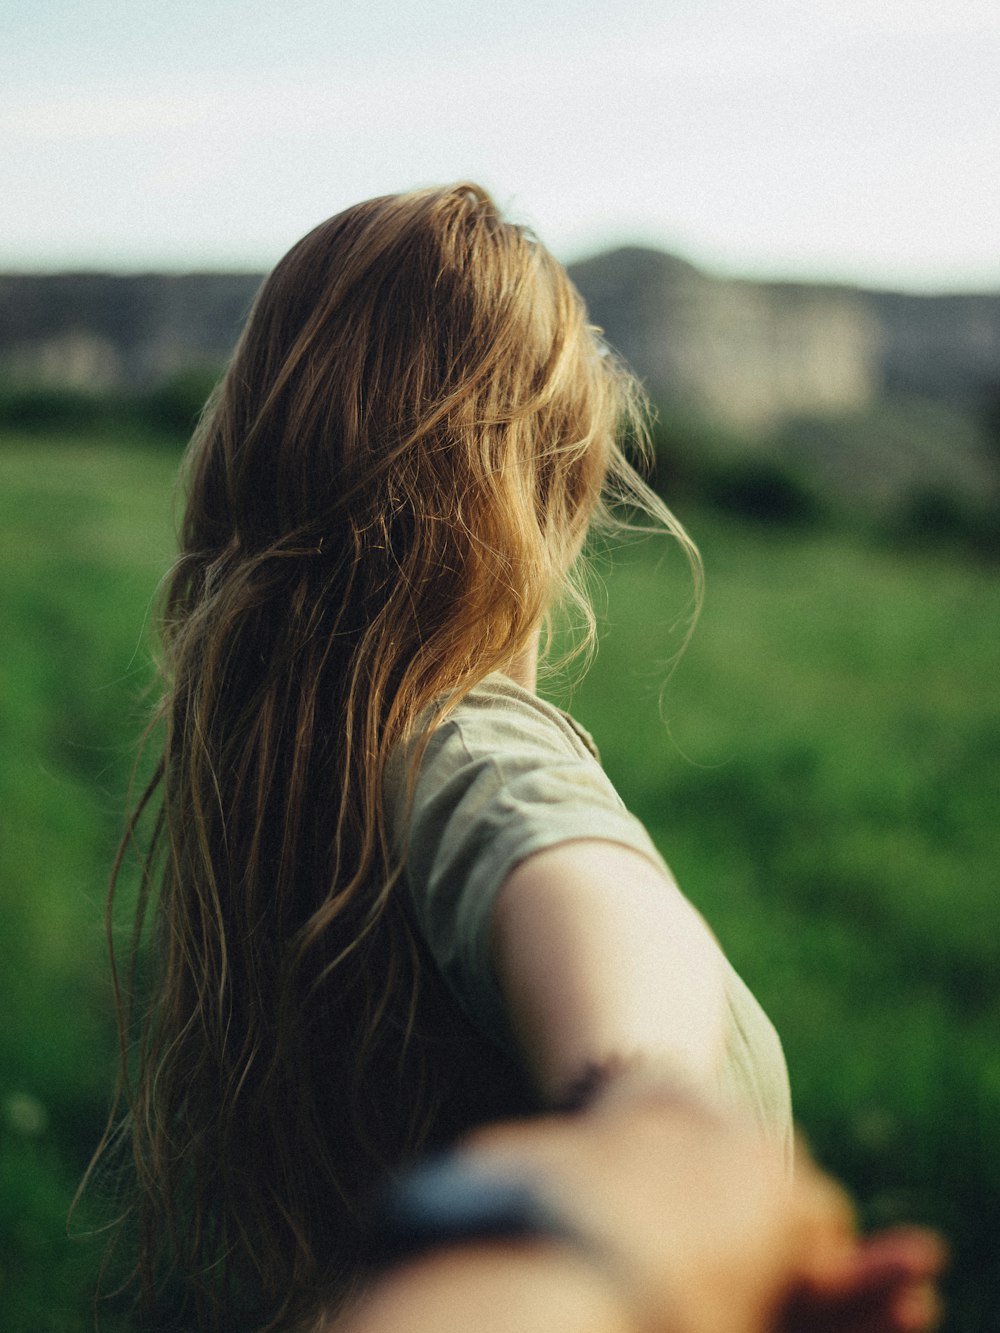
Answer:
2, 436, 998, 1330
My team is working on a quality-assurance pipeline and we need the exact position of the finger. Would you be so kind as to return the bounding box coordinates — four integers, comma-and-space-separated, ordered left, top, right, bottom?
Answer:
852, 1229, 948, 1284
781, 1233, 947, 1333
889, 1279, 943, 1333
796, 1223, 947, 1305
779, 1278, 937, 1333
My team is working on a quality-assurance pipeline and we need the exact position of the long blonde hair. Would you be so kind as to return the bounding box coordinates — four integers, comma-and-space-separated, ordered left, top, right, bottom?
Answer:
97, 183, 697, 1329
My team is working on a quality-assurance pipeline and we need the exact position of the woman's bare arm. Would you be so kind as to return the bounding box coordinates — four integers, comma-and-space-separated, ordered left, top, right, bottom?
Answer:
329, 1089, 945, 1333
490, 839, 728, 1105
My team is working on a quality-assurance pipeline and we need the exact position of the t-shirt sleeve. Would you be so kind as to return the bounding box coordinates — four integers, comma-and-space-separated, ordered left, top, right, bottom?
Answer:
391, 685, 669, 1049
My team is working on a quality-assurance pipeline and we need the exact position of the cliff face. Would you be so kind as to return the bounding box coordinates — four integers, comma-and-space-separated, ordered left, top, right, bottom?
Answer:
1, 256, 998, 439
561, 250, 999, 511
567, 249, 1000, 429
0, 272, 262, 389
567, 248, 883, 430
867, 289, 1000, 412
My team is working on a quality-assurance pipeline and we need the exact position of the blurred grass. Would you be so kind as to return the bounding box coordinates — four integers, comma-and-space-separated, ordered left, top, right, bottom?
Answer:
2, 436, 998, 1329
551, 514, 1000, 1330
1, 438, 178, 1332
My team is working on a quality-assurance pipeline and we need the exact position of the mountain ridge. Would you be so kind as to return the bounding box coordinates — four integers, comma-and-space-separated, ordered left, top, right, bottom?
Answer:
2, 251, 997, 432
1, 252, 998, 515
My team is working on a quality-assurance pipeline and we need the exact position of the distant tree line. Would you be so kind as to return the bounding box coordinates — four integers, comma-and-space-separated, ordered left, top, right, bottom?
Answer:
647, 402, 1000, 561
0, 368, 220, 440
2, 371, 999, 562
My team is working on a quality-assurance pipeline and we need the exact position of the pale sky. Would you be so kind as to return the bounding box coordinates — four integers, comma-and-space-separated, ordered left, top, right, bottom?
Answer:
3, 0, 999, 290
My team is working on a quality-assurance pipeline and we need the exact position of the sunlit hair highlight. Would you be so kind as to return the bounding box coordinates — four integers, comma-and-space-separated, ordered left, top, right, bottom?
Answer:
91, 183, 699, 1330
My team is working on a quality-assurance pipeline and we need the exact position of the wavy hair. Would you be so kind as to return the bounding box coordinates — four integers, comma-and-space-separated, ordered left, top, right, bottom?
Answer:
90, 183, 698, 1330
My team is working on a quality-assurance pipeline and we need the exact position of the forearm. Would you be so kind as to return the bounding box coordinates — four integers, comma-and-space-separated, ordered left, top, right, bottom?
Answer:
331, 1240, 634, 1333
326, 1087, 944, 1333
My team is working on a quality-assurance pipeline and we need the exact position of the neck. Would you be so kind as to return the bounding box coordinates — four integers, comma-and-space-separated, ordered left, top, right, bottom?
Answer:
504, 628, 540, 693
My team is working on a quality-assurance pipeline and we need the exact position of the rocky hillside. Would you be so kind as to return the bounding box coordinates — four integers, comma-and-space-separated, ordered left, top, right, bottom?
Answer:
0, 272, 261, 390
2, 255, 998, 516
568, 248, 1000, 432
2, 257, 998, 432
569, 249, 880, 430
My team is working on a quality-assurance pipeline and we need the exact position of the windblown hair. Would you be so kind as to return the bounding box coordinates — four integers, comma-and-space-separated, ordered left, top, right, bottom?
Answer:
94, 183, 697, 1330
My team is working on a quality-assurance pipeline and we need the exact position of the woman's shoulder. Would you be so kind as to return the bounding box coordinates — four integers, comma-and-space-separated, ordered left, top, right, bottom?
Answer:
433, 673, 601, 764
383, 673, 605, 836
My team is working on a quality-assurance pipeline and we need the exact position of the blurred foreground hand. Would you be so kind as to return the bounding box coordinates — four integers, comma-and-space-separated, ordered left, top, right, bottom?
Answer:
328, 1084, 945, 1333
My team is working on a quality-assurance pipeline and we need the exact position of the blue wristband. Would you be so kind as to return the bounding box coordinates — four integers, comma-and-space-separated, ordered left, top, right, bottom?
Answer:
369, 1154, 576, 1269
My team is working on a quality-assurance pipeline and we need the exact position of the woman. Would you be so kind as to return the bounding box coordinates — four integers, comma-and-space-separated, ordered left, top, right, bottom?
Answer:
100, 183, 791, 1331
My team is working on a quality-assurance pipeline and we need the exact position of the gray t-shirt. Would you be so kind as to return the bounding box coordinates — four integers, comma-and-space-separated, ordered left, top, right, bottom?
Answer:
385, 672, 792, 1161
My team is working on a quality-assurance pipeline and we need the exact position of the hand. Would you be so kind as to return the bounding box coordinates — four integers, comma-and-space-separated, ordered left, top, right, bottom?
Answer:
778, 1225, 946, 1333
461, 1085, 945, 1333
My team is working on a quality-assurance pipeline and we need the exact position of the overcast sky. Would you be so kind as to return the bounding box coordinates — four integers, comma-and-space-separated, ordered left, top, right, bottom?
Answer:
3, 0, 998, 290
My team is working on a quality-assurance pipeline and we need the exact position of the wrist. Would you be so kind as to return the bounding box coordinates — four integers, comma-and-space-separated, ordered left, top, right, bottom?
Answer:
348, 1236, 637, 1333
366, 1153, 666, 1333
